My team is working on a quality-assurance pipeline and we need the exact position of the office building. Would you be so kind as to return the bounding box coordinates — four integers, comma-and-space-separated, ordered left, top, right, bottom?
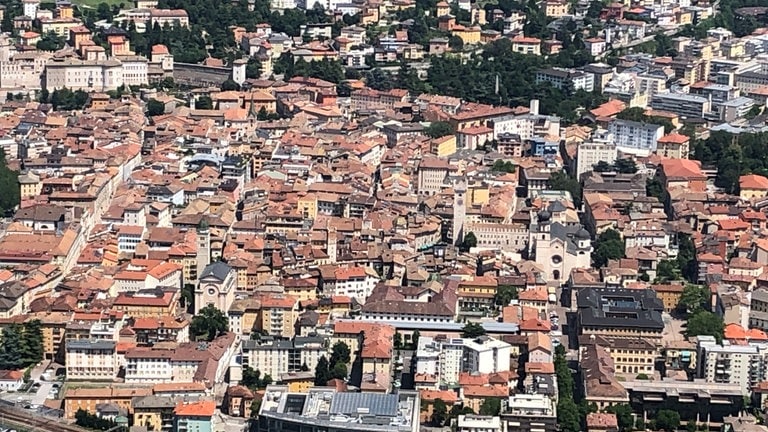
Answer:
577, 288, 665, 340
257, 386, 420, 432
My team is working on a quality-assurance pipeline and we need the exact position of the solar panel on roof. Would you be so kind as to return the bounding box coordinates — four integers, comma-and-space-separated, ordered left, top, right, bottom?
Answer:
329, 393, 398, 417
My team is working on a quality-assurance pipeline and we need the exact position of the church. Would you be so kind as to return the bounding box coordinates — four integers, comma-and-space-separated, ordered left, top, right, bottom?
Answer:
529, 204, 592, 281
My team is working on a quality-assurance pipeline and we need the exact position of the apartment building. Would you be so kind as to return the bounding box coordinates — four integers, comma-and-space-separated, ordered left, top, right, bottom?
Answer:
65, 339, 118, 380
536, 68, 594, 92
415, 336, 511, 385
650, 92, 711, 119
149, 9, 189, 27
697, 335, 768, 396
606, 119, 664, 156
502, 393, 557, 432
576, 130, 618, 179
255, 293, 298, 338
240, 336, 326, 379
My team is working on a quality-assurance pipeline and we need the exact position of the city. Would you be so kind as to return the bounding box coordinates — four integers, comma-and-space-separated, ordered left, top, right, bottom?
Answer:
0, 0, 766, 430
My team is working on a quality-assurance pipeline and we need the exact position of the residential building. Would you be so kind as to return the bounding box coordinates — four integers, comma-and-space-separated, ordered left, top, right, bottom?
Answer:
256, 293, 298, 338
45, 57, 125, 91
606, 119, 664, 156
132, 395, 176, 432
0, 370, 23, 391
576, 130, 618, 179
458, 415, 502, 432
415, 336, 511, 385
241, 336, 326, 379
536, 68, 594, 92
174, 400, 215, 432
656, 132, 690, 159
697, 335, 768, 396
417, 157, 455, 196
650, 92, 711, 119
65, 339, 117, 380
501, 393, 557, 432
64, 387, 153, 419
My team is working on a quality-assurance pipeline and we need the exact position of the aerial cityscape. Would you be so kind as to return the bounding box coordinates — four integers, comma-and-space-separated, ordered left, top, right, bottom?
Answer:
0, 0, 767, 430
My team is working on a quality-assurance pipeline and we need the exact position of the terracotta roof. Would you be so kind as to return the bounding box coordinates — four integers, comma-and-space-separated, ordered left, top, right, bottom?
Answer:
174, 400, 215, 417
740, 174, 768, 190
657, 132, 689, 144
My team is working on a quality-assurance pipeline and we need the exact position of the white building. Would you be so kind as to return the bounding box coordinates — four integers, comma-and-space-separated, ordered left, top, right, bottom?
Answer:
415, 336, 511, 385
116, 55, 149, 87
576, 129, 618, 179
697, 335, 768, 396
0, 370, 24, 391
65, 339, 118, 380
195, 262, 236, 314
44, 58, 125, 91
650, 92, 711, 119
606, 119, 665, 156
536, 68, 594, 92
241, 337, 326, 379
23, 0, 40, 19
458, 415, 502, 432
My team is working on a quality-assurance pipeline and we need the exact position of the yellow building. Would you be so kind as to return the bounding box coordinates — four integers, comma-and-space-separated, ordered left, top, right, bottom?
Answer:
19, 172, 42, 199
451, 26, 481, 45
256, 293, 298, 338
580, 336, 659, 375
457, 275, 498, 312
283, 278, 318, 303
430, 134, 457, 157
132, 395, 176, 431
297, 193, 318, 219
650, 283, 684, 312
675, 9, 693, 25
229, 298, 261, 336
279, 372, 315, 393
41, 18, 82, 37
740, 174, 768, 201
511, 35, 542, 56
541, 0, 569, 17
65, 387, 152, 419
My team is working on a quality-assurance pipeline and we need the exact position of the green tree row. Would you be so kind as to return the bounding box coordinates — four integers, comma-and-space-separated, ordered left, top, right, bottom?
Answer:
0, 320, 44, 371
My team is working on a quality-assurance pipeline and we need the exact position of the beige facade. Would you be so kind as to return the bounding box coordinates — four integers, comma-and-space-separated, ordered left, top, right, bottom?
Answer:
44, 58, 124, 91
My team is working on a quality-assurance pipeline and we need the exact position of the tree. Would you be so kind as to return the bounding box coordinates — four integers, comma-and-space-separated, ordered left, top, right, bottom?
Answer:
549, 171, 582, 208
655, 259, 679, 283
365, 68, 395, 91
146, 99, 166, 116
557, 398, 580, 432
686, 310, 724, 343
0, 148, 19, 215
242, 366, 262, 389
424, 121, 455, 138
394, 332, 403, 349
461, 232, 477, 251
449, 35, 464, 51
614, 158, 638, 174
246, 57, 262, 79
221, 79, 241, 91
656, 409, 681, 432
646, 177, 664, 200
190, 304, 228, 341
330, 342, 351, 365
0, 324, 24, 369
75, 409, 116, 430
492, 159, 515, 173
411, 330, 420, 349
36, 31, 65, 51
96, 2, 114, 21
495, 284, 518, 306
635, 373, 649, 380
461, 322, 486, 338
331, 362, 347, 379
593, 229, 624, 268
479, 398, 501, 416
679, 284, 709, 313
593, 161, 614, 172
196, 96, 213, 110
257, 106, 269, 121
314, 355, 332, 385
432, 398, 448, 426
605, 404, 634, 432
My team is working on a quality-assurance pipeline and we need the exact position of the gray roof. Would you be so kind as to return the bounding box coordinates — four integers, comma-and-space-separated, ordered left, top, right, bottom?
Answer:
66, 339, 117, 350
200, 261, 233, 281
578, 288, 664, 330
329, 393, 399, 417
